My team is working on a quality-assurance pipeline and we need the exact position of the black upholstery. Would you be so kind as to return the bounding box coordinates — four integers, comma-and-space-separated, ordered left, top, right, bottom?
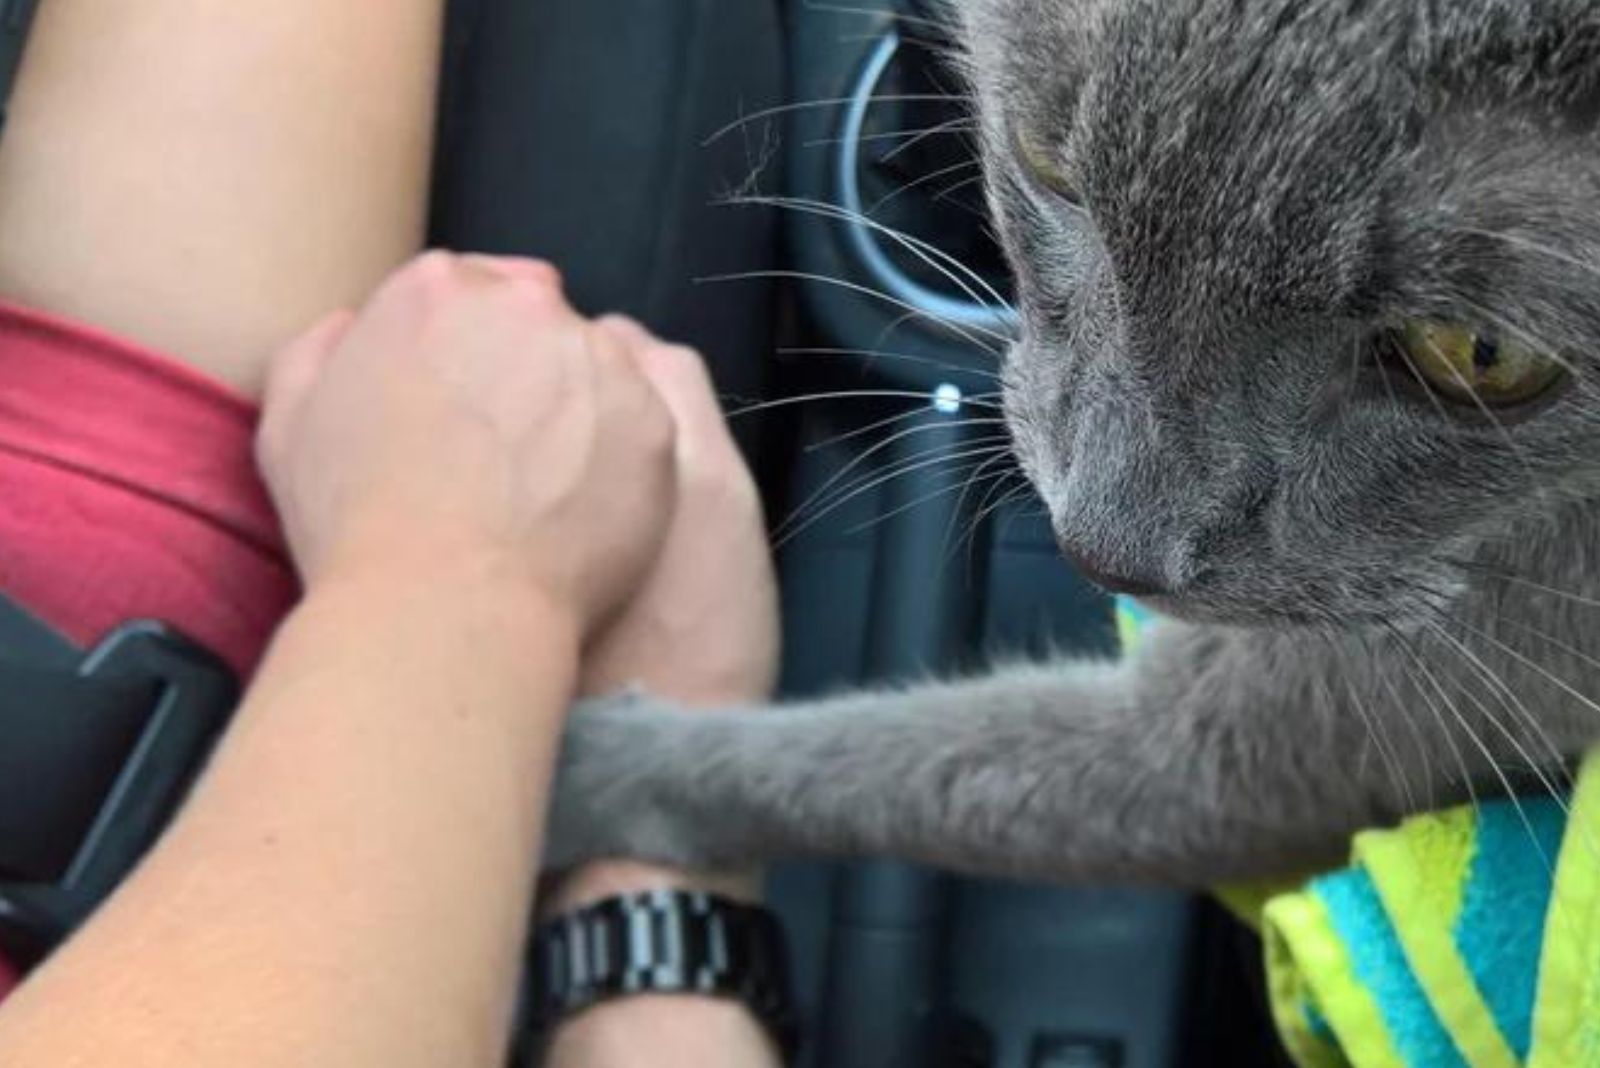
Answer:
431, 0, 784, 425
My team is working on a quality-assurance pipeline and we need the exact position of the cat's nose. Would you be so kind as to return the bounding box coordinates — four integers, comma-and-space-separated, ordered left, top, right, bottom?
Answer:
1056, 540, 1170, 598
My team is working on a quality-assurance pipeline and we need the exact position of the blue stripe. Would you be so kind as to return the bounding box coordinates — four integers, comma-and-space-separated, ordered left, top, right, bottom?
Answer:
1318, 870, 1469, 1068
1456, 799, 1566, 1060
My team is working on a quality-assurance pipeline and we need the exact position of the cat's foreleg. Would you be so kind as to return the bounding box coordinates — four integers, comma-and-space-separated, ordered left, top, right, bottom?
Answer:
545, 621, 1518, 886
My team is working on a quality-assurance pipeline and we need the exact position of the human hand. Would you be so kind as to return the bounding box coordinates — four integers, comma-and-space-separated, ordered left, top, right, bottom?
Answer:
545, 318, 778, 915
256, 253, 678, 640
540, 323, 782, 1066
579, 317, 779, 705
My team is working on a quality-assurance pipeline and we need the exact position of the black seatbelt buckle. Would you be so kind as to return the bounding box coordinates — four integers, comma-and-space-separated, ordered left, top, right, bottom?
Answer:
0, 622, 238, 967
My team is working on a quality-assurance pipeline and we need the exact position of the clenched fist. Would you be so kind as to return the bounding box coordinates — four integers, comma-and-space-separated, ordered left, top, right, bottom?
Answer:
257, 252, 678, 639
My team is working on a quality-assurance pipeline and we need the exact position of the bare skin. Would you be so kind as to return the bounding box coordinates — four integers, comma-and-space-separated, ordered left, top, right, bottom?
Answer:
546, 318, 781, 1067
0, 255, 784, 1067
0, 253, 682, 1067
0, 0, 442, 394
0, 2, 784, 1063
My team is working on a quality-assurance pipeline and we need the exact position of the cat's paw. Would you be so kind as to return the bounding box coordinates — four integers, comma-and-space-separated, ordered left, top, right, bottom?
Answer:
543, 693, 707, 872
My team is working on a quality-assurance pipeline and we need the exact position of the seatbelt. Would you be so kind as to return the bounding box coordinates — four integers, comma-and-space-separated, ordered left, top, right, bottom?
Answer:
0, 596, 239, 967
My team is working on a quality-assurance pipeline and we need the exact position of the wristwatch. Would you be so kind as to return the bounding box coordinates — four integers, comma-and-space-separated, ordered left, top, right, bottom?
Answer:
524, 888, 798, 1061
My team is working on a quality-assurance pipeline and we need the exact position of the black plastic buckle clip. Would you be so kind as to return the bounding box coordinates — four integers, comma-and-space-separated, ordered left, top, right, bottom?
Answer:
0, 622, 239, 967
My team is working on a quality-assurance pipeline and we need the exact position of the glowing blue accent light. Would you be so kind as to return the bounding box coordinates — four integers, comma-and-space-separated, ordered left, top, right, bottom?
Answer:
932, 383, 964, 415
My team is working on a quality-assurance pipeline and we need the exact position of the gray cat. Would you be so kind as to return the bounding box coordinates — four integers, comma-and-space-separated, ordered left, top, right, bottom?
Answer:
546, 0, 1600, 888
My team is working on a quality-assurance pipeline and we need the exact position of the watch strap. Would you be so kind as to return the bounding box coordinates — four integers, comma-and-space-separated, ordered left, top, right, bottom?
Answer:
526, 889, 797, 1059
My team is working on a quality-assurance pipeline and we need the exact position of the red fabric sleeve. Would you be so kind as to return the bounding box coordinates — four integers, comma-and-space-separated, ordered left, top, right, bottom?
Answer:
0, 301, 298, 998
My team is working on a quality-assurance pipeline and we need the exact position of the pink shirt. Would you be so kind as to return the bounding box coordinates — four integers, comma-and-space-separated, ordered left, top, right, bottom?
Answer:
0, 302, 296, 997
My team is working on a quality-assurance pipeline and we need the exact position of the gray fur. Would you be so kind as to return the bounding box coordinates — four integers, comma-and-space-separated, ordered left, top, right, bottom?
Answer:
546, 0, 1600, 887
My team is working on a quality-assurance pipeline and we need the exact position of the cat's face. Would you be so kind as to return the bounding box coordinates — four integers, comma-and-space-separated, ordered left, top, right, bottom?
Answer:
957, 0, 1600, 626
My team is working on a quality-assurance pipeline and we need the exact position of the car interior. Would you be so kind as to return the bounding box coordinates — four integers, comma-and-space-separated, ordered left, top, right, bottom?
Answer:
108, 0, 1312, 1064
422, 0, 1299, 1065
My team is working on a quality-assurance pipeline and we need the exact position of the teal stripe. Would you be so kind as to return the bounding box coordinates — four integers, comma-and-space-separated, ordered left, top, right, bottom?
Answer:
1456, 799, 1566, 1060
1318, 870, 1469, 1068
1117, 596, 1155, 630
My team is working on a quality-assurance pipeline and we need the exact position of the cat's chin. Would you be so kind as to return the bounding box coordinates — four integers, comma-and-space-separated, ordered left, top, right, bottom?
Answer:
1136, 592, 1444, 636
1133, 594, 1368, 631
1130, 595, 1274, 628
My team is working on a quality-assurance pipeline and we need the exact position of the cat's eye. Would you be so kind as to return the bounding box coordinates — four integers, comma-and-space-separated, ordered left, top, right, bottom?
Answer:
1012, 123, 1083, 206
1389, 321, 1567, 408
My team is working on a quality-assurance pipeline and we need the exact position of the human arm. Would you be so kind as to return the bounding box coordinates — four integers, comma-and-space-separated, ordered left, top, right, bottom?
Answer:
540, 319, 785, 1068
0, 253, 677, 1068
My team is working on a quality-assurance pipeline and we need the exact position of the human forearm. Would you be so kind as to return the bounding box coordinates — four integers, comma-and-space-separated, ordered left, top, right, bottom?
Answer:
542, 703, 779, 1068
540, 332, 785, 1068
0, 564, 574, 1068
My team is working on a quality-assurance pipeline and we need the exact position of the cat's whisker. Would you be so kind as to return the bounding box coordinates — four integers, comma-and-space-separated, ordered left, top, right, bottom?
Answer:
829, 29, 963, 51
1399, 638, 1588, 941
837, 457, 1014, 543
1455, 614, 1600, 724
866, 309, 947, 359
1435, 612, 1600, 899
777, 345, 1002, 383
868, 157, 983, 216
1387, 625, 1557, 877
802, 400, 995, 455
718, 194, 1018, 323
1446, 228, 1600, 370
700, 267, 1012, 355
1331, 645, 1446, 908
931, 173, 989, 207
940, 453, 1023, 563
724, 388, 1003, 421
878, 114, 977, 167
776, 417, 1007, 540
1447, 292, 1585, 383
800, 0, 954, 32
782, 444, 1015, 549
1381, 621, 1486, 821
802, 121, 979, 151
950, 472, 1032, 570
1363, 631, 1442, 812
1454, 564, 1600, 612
717, 192, 1010, 315
1419, 619, 1574, 810
1388, 331, 1470, 426
701, 93, 967, 147
807, 436, 1014, 521
1410, 327, 1555, 514
1315, 637, 1416, 821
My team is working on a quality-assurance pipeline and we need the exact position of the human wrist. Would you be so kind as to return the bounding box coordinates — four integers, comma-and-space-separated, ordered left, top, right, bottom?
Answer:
543, 995, 781, 1068
279, 553, 584, 746
545, 682, 771, 913
302, 544, 584, 660
542, 860, 761, 917
531, 890, 791, 1068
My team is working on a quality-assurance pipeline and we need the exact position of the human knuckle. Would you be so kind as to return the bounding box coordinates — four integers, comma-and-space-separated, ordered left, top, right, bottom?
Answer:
654, 342, 707, 377
689, 455, 759, 510
384, 251, 466, 312
404, 249, 460, 287
489, 262, 566, 306
511, 257, 563, 290
641, 395, 677, 452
